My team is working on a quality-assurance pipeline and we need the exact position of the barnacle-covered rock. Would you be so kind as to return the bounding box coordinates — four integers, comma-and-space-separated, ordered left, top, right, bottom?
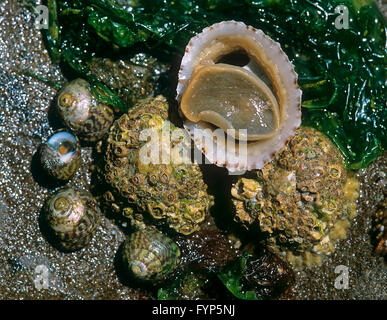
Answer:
122, 228, 180, 282
231, 127, 359, 267
102, 95, 214, 235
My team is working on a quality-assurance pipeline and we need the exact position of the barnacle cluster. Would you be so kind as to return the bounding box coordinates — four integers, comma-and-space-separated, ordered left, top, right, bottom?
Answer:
231, 127, 359, 267
101, 95, 214, 235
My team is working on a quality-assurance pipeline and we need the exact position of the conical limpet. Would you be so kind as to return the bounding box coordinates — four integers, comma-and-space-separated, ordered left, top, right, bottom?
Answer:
57, 79, 114, 142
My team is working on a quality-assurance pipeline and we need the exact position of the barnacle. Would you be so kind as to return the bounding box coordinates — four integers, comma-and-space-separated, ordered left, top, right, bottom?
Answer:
102, 95, 214, 235
231, 127, 359, 268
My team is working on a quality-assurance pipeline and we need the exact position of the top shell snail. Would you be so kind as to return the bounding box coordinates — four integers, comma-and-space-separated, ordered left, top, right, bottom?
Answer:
101, 95, 214, 235
44, 188, 102, 251
39, 130, 81, 181
177, 21, 302, 172
57, 78, 114, 142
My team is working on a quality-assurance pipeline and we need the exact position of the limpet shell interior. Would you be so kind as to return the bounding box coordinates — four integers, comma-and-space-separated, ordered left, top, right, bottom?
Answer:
177, 21, 302, 172
180, 63, 280, 141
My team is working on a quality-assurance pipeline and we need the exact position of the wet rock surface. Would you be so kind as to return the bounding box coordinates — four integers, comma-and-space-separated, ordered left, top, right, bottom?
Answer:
0, 0, 385, 299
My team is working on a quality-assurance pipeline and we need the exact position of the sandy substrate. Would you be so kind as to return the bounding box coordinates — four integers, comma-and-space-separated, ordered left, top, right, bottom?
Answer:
0, 0, 385, 299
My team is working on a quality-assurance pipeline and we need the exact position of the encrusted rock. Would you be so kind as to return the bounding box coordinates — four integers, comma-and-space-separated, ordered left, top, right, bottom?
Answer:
101, 95, 214, 235
231, 127, 359, 264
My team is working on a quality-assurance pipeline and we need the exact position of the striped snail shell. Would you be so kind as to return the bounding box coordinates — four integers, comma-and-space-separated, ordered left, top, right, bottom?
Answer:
57, 78, 114, 142
122, 229, 181, 282
39, 130, 81, 181
44, 188, 101, 251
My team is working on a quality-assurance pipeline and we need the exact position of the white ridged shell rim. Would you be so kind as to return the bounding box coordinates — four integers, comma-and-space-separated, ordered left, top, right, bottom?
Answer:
177, 21, 302, 172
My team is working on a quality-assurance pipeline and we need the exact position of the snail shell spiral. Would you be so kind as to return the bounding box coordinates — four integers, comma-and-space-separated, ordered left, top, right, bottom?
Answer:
44, 188, 101, 251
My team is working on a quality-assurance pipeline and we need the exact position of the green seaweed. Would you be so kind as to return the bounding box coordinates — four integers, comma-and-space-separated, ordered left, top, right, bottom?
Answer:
217, 252, 260, 300
39, 0, 386, 169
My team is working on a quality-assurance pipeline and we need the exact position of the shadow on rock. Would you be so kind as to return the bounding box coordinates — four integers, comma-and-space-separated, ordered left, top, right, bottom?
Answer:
30, 149, 68, 189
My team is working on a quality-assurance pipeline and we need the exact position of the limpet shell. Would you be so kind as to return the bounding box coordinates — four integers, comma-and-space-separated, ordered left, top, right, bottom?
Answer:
177, 21, 302, 172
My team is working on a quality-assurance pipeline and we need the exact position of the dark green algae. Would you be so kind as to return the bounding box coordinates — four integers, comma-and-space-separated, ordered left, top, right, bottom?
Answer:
39, 0, 387, 170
